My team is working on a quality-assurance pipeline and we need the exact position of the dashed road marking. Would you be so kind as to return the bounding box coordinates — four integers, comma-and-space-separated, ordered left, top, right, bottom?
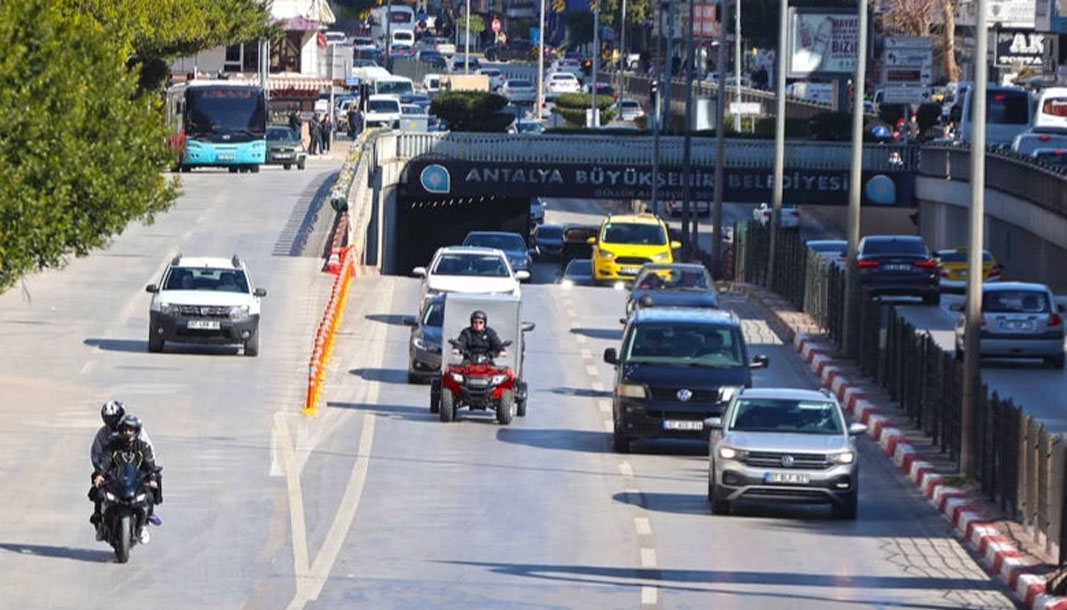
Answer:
640, 548, 658, 567
618, 461, 634, 478
575, 334, 588, 345
641, 586, 658, 605
580, 348, 593, 360
584, 364, 599, 377
634, 517, 652, 536
590, 380, 605, 392
80, 361, 95, 375
598, 399, 612, 413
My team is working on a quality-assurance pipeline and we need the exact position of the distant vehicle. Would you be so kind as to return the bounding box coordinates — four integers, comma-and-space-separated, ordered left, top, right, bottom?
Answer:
165, 80, 267, 173
954, 84, 1032, 147
403, 294, 445, 383
500, 78, 536, 103
485, 39, 538, 62
626, 263, 717, 314
785, 81, 833, 104
423, 73, 443, 95
666, 200, 710, 217
806, 239, 847, 265
533, 223, 564, 258
584, 82, 617, 99
461, 231, 534, 277
856, 235, 940, 305
1033, 87, 1067, 129
364, 94, 402, 128
371, 5, 415, 46
529, 198, 546, 225
265, 126, 306, 171
390, 42, 415, 58
450, 56, 482, 72
550, 58, 584, 78
324, 31, 347, 45
1011, 128, 1067, 154
707, 387, 864, 519
1031, 149, 1067, 165
590, 213, 679, 283
374, 76, 415, 97
752, 203, 799, 229
351, 59, 391, 82
934, 247, 1002, 292
423, 36, 456, 56
476, 67, 505, 90
351, 36, 376, 48
560, 259, 594, 287
954, 282, 1066, 368
546, 72, 581, 94
354, 46, 385, 65
615, 98, 644, 121
416, 49, 447, 69
412, 246, 529, 308
507, 119, 545, 135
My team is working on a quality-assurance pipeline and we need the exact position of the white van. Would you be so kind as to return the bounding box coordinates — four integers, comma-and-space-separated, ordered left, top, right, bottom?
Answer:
392, 30, 415, 47
955, 84, 1032, 147
1033, 87, 1067, 129
374, 76, 414, 97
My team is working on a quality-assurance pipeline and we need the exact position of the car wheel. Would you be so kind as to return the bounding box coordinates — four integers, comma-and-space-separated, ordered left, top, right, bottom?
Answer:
954, 345, 963, 361
612, 427, 631, 453
1047, 353, 1065, 369
244, 331, 259, 357
497, 390, 515, 425
148, 325, 164, 353
439, 389, 455, 422
922, 292, 940, 306
408, 371, 421, 384
834, 491, 858, 520
229, 167, 239, 173
180, 165, 192, 173
298, 160, 306, 170
284, 164, 291, 170
709, 482, 731, 515
250, 165, 260, 173
430, 378, 441, 413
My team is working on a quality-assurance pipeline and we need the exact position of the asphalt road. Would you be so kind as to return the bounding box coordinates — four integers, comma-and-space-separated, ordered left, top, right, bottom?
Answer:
0, 175, 1018, 609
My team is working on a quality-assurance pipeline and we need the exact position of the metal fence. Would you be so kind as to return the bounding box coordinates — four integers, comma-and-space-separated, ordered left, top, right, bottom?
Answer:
731, 221, 1067, 561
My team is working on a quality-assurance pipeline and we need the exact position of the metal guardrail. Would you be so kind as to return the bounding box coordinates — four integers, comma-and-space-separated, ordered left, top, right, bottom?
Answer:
616, 73, 833, 121
392, 132, 918, 171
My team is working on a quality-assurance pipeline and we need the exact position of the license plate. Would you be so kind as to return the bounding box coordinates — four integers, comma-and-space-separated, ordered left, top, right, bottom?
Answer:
1000, 320, 1035, 331
764, 472, 810, 484
274, 153, 292, 159
187, 319, 220, 330
886, 264, 910, 271
663, 420, 703, 431
621, 267, 640, 275
218, 155, 234, 161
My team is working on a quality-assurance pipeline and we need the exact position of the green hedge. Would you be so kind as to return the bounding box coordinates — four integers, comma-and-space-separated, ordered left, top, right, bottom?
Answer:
429, 91, 513, 132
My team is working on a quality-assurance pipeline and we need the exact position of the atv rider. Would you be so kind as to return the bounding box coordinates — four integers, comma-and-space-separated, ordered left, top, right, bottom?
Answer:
92, 415, 161, 545
90, 401, 160, 536
452, 310, 506, 360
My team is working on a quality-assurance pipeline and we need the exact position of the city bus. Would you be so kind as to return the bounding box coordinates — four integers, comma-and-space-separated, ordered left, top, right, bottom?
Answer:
165, 80, 267, 173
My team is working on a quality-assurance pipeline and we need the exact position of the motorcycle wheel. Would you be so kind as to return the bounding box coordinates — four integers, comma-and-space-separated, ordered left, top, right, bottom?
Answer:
516, 382, 527, 417
439, 390, 455, 422
115, 514, 131, 563
497, 390, 515, 425
429, 379, 441, 413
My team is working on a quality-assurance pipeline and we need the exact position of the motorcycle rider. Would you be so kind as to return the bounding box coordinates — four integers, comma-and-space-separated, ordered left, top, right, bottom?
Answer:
452, 310, 505, 359
92, 415, 161, 545
90, 401, 160, 538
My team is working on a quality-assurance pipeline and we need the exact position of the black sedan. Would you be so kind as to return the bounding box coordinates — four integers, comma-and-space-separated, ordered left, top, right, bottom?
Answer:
533, 223, 564, 259
627, 263, 718, 314
403, 294, 444, 383
856, 235, 940, 305
560, 259, 595, 287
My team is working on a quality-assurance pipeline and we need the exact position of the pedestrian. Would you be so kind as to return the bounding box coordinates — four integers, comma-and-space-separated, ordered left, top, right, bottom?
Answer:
907, 114, 921, 141
321, 114, 332, 153
349, 106, 363, 138
288, 107, 302, 133
309, 114, 322, 155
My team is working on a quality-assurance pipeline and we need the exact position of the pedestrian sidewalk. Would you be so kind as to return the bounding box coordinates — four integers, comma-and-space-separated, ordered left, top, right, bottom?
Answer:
729, 281, 1067, 610
304, 137, 355, 164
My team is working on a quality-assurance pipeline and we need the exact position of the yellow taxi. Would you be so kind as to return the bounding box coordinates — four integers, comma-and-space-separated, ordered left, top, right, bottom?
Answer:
589, 213, 680, 283
934, 247, 1003, 292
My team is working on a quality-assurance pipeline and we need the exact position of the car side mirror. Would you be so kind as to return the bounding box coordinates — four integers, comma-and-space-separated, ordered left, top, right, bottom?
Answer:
515, 270, 531, 281
586, 236, 597, 244
750, 354, 769, 369
412, 266, 427, 277
145, 284, 159, 294
522, 321, 536, 332
848, 422, 868, 436
949, 303, 964, 312
704, 416, 723, 429
670, 240, 682, 249
603, 347, 618, 365
403, 316, 417, 326
254, 288, 267, 297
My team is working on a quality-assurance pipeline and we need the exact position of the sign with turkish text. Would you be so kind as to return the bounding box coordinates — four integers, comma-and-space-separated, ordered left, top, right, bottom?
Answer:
882, 36, 933, 86
994, 29, 1049, 67
787, 9, 860, 77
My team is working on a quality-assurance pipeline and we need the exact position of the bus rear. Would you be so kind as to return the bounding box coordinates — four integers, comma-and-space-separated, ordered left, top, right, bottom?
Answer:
174, 82, 267, 173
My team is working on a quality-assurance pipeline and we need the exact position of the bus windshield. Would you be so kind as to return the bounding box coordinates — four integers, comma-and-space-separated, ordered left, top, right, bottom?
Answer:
186, 87, 266, 138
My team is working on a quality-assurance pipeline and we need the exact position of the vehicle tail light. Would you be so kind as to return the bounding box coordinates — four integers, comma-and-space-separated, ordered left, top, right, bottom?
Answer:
790, 209, 799, 216
1040, 135, 1051, 142
988, 266, 1002, 277
941, 270, 949, 277
913, 259, 937, 268
1050, 313, 1063, 327
857, 260, 880, 268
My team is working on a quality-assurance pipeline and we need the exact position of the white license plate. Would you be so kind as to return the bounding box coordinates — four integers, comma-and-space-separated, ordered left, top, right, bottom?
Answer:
886, 264, 910, 271
187, 319, 221, 330
1000, 320, 1035, 331
663, 420, 703, 431
274, 153, 293, 159
764, 472, 810, 484
620, 267, 640, 275
218, 155, 235, 161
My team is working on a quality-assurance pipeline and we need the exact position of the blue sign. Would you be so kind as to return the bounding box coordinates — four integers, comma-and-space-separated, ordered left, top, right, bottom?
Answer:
420, 164, 451, 194
345, 75, 361, 86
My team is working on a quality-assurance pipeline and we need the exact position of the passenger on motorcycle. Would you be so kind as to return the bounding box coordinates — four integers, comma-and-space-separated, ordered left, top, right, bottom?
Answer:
452, 310, 506, 359
90, 401, 159, 536
92, 415, 161, 544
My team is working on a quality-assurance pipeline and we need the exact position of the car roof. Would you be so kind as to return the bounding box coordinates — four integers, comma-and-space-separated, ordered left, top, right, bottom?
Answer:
982, 281, 1051, 292
369, 94, 401, 101
638, 263, 708, 273
437, 245, 506, 256
736, 387, 837, 402
172, 256, 243, 269
861, 234, 923, 243
935, 247, 993, 255
604, 213, 663, 226
465, 231, 524, 240
806, 239, 846, 246
631, 307, 739, 326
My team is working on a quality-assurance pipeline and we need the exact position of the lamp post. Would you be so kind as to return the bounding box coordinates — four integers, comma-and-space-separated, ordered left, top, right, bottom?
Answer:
537, 0, 546, 120
592, 0, 601, 126
733, 0, 742, 132
619, 0, 628, 97
842, 0, 868, 355
766, 0, 787, 286
465, 0, 472, 74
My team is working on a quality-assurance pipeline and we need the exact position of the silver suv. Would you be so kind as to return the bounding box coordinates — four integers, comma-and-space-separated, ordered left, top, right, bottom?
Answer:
706, 388, 867, 519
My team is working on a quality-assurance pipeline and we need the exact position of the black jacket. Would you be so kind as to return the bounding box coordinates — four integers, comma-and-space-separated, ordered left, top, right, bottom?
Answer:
96, 437, 159, 483
454, 326, 504, 357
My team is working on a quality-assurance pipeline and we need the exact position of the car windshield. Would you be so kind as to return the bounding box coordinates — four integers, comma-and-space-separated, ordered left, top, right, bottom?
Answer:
602, 222, 667, 245
983, 290, 1052, 313
164, 267, 249, 293
464, 234, 526, 251
354, 59, 379, 67
861, 238, 926, 256
432, 253, 510, 277
423, 301, 444, 326
623, 323, 744, 367
378, 81, 413, 95
536, 225, 563, 239
401, 105, 421, 115
634, 268, 710, 291
186, 87, 266, 136
621, 100, 639, 108
517, 122, 543, 133
728, 399, 844, 435
938, 251, 992, 263
369, 100, 400, 112
565, 259, 592, 277
266, 127, 299, 142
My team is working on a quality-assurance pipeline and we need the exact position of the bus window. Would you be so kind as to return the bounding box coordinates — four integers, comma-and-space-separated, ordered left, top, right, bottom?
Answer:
968, 90, 1030, 124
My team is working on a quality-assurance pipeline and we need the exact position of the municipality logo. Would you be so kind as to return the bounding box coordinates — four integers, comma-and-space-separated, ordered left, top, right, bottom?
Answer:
420, 164, 450, 194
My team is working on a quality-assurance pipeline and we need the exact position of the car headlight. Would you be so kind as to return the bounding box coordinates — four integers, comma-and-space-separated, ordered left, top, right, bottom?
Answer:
449, 372, 464, 382
651, 252, 671, 261
598, 249, 615, 259
561, 278, 575, 288
613, 281, 626, 291
490, 374, 508, 385
134, 493, 146, 503
104, 491, 117, 502
830, 451, 855, 464
229, 305, 250, 319
718, 386, 743, 403
413, 336, 441, 353
159, 302, 178, 315
617, 383, 646, 398
719, 446, 748, 460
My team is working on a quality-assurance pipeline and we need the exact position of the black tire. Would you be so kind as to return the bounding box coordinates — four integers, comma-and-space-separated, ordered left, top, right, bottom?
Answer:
250, 165, 260, 173
439, 390, 455, 422
709, 482, 731, 515
298, 160, 306, 170
244, 332, 259, 357
283, 164, 291, 170
612, 427, 631, 453
922, 292, 941, 306
834, 491, 858, 520
115, 515, 131, 563
148, 325, 164, 353
430, 380, 441, 413
954, 346, 963, 361
180, 165, 192, 173
229, 167, 239, 173
516, 382, 527, 417
1047, 353, 1065, 369
497, 390, 515, 425
408, 371, 421, 384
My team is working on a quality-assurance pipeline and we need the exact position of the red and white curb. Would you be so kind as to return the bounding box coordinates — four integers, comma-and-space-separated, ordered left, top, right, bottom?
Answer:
794, 333, 1067, 610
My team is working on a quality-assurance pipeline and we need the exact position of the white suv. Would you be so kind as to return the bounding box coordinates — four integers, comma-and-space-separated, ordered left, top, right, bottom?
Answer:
145, 255, 267, 356
412, 246, 529, 310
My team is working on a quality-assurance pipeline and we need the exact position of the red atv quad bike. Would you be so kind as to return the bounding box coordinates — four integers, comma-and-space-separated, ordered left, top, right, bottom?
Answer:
431, 339, 517, 424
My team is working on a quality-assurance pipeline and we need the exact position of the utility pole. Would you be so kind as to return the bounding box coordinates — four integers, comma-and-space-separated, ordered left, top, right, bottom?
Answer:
537, 0, 546, 120
465, 0, 472, 74
592, 0, 601, 126
842, 0, 868, 355
681, 0, 697, 260
711, 0, 727, 270
386, 0, 394, 71
766, 0, 787, 287
651, 3, 666, 215
961, 0, 989, 478
665, 0, 676, 131
733, 0, 742, 132
619, 0, 628, 97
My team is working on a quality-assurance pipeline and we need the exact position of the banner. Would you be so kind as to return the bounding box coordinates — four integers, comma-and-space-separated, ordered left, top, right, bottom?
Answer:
787, 10, 860, 77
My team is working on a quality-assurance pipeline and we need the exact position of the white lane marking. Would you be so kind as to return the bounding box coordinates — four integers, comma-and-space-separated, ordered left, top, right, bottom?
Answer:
80, 361, 95, 375
590, 380, 605, 392
598, 400, 612, 413
634, 517, 652, 536
641, 586, 658, 605
584, 364, 599, 377
602, 420, 614, 432
618, 461, 634, 478
275, 413, 310, 583
580, 348, 593, 360
565, 307, 578, 318
575, 334, 588, 345
640, 548, 657, 568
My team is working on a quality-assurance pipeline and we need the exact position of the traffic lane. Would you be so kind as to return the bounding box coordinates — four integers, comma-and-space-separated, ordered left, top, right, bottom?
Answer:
570, 291, 1016, 609
302, 276, 653, 608
897, 295, 1067, 433
0, 166, 340, 608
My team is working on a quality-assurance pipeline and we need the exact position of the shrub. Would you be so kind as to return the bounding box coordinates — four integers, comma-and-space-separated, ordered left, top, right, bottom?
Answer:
430, 91, 513, 132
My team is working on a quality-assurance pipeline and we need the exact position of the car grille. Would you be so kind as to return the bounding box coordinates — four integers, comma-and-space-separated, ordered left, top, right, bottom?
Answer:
649, 387, 720, 402
644, 410, 710, 421
741, 451, 832, 470
175, 305, 231, 318
615, 257, 651, 266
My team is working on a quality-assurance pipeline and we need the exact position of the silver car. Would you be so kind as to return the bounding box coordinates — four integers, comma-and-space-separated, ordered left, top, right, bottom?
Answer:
706, 388, 866, 519
954, 282, 1066, 368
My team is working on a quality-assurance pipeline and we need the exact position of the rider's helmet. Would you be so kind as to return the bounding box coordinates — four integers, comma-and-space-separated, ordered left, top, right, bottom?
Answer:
101, 401, 126, 430
118, 415, 143, 447
470, 310, 487, 325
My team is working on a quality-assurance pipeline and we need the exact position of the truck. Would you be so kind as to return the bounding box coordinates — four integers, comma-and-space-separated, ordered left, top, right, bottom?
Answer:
441, 74, 490, 92
786, 82, 834, 105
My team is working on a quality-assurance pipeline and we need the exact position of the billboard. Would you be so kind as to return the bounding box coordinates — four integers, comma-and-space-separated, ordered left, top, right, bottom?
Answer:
993, 29, 1050, 67
787, 9, 861, 77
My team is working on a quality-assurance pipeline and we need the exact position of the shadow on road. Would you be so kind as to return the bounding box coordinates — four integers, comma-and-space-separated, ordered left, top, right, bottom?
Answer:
0, 543, 114, 563
84, 338, 241, 356
327, 401, 435, 422
349, 368, 409, 384
550, 387, 612, 398
364, 314, 411, 326
496, 428, 608, 453
569, 327, 622, 341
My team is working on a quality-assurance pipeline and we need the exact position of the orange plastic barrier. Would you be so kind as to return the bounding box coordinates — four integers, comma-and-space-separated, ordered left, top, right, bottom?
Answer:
304, 245, 356, 415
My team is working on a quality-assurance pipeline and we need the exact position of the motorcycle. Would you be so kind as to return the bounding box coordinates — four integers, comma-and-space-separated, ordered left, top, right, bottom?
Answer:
433, 339, 518, 424
97, 458, 154, 563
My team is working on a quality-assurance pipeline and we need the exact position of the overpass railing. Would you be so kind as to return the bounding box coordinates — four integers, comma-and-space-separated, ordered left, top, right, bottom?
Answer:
616, 73, 833, 120
392, 132, 918, 171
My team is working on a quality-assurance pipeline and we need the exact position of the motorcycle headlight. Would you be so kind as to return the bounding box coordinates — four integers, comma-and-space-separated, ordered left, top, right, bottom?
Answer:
134, 493, 147, 502
104, 491, 117, 502
830, 451, 855, 464
490, 374, 508, 385
719, 446, 748, 460
617, 383, 646, 398
718, 386, 744, 403
449, 372, 464, 383
229, 305, 250, 319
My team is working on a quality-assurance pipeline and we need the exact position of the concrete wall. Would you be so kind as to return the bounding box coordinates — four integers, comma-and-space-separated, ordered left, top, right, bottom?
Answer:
916, 176, 1067, 291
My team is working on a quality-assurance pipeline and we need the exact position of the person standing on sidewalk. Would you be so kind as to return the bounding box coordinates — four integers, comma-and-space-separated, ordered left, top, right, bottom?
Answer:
309, 114, 322, 155
321, 114, 333, 153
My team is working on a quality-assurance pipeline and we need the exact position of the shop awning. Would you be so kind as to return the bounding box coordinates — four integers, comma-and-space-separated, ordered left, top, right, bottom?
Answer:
265, 75, 332, 92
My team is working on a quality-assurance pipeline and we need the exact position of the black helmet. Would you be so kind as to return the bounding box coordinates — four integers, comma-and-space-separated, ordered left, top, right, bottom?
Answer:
118, 414, 142, 445
470, 310, 487, 323
101, 401, 126, 430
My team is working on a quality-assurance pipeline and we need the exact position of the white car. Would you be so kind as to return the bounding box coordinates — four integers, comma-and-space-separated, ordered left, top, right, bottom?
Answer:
477, 68, 505, 90
545, 72, 581, 94
412, 246, 529, 308
424, 36, 456, 56
752, 203, 800, 229
365, 94, 402, 128
615, 98, 644, 121
501, 78, 536, 103
550, 58, 584, 78
145, 254, 267, 356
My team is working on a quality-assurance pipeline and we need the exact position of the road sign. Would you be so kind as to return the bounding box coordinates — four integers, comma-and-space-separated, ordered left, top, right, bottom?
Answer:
492, 17, 501, 34
881, 85, 931, 105
729, 102, 761, 115
882, 36, 933, 87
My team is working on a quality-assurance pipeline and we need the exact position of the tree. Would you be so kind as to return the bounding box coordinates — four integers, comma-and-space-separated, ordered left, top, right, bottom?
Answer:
0, 0, 177, 292
430, 91, 513, 131
464, 13, 487, 35
881, 0, 960, 84
937, 0, 961, 82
